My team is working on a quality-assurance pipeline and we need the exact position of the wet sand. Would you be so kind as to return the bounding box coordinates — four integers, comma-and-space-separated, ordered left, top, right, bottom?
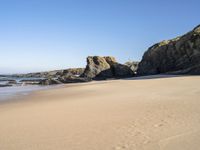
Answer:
0, 75, 200, 150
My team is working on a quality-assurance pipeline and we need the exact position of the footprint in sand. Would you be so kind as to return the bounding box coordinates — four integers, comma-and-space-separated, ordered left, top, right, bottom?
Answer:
159, 130, 200, 150
154, 120, 168, 128
113, 145, 128, 150
154, 123, 164, 127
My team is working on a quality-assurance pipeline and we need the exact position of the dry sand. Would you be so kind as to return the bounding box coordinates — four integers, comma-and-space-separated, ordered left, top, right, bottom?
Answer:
0, 75, 200, 150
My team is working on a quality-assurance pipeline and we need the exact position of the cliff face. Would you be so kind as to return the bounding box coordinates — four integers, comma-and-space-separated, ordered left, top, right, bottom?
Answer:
138, 25, 200, 75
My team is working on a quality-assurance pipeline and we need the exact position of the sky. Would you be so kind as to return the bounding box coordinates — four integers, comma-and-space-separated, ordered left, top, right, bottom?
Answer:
0, 0, 199, 74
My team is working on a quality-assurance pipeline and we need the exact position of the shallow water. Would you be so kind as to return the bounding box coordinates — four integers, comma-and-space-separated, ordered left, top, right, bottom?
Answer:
0, 85, 53, 101
0, 76, 44, 84
0, 76, 56, 102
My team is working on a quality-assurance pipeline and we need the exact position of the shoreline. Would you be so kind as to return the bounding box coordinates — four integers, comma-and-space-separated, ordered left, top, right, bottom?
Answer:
0, 74, 196, 107
0, 74, 195, 108
0, 75, 200, 150
0, 79, 114, 105
0, 84, 62, 104
0, 74, 183, 102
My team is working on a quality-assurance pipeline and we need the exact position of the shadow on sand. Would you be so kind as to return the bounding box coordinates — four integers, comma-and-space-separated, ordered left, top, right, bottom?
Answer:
124, 74, 195, 80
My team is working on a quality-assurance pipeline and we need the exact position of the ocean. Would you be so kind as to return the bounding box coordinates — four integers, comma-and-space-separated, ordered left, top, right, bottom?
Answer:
0, 77, 53, 101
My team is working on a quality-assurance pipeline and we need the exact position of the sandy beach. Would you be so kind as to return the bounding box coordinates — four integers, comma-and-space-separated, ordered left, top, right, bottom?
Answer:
0, 75, 200, 150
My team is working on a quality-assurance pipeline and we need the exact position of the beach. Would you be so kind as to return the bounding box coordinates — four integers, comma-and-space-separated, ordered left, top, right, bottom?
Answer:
0, 75, 200, 150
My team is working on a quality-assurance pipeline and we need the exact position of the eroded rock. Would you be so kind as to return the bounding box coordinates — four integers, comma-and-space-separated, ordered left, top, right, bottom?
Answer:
39, 78, 62, 85
82, 56, 134, 79
138, 25, 200, 75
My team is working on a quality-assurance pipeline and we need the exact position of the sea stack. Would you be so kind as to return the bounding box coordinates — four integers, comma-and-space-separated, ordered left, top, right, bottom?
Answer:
82, 56, 134, 79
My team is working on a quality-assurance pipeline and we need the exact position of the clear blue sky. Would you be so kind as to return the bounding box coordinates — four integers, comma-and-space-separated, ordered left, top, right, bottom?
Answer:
0, 0, 199, 74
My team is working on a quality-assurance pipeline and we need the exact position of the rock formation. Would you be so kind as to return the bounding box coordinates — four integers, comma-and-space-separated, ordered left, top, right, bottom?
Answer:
82, 56, 134, 79
39, 56, 135, 85
3, 55, 137, 86
58, 75, 91, 83
82, 56, 114, 79
138, 25, 200, 75
125, 61, 139, 74
39, 78, 62, 85
12, 68, 85, 79
62, 68, 85, 77
0, 84, 12, 87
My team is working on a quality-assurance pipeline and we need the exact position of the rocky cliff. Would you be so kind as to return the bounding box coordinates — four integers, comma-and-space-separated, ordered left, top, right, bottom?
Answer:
138, 25, 200, 75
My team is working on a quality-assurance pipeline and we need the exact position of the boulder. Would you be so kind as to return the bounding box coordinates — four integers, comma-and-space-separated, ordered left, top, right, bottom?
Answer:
112, 63, 134, 77
82, 56, 113, 79
82, 56, 134, 79
138, 25, 200, 75
104, 56, 135, 77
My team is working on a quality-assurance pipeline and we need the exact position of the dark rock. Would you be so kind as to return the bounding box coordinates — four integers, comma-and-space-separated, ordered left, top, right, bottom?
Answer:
166, 64, 200, 75
125, 61, 139, 74
112, 63, 134, 77
82, 56, 134, 79
58, 75, 91, 83
12, 68, 85, 79
39, 78, 62, 85
62, 68, 85, 76
104, 56, 117, 66
0, 84, 12, 87
7, 80, 17, 84
0, 79, 16, 82
20, 79, 43, 85
82, 56, 113, 79
138, 25, 200, 75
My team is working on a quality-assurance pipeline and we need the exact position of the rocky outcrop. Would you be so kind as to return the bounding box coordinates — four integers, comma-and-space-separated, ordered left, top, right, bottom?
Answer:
7, 80, 17, 84
138, 25, 200, 75
19, 79, 43, 85
39, 78, 62, 85
39, 75, 91, 85
62, 68, 85, 77
12, 68, 85, 79
58, 75, 91, 83
36, 68, 86, 85
0, 84, 12, 87
13, 72, 58, 78
1, 56, 136, 86
112, 63, 134, 77
82, 56, 114, 79
82, 56, 134, 79
0, 79, 17, 87
37, 56, 135, 85
125, 61, 139, 74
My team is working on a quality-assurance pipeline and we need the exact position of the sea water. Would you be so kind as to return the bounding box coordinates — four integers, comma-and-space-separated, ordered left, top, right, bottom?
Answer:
0, 77, 54, 102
